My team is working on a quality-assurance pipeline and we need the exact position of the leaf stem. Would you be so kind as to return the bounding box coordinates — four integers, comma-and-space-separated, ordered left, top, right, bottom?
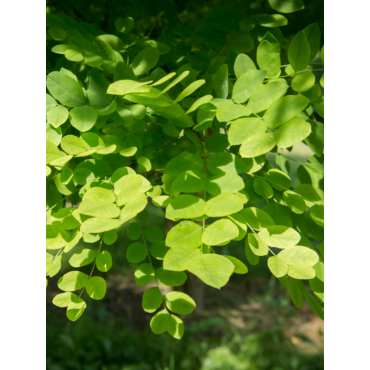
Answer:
138, 222, 168, 312
78, 238, 103, 298
245, 222, 276, 256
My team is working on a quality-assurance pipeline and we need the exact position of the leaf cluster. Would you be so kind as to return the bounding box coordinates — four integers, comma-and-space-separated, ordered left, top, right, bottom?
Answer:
46, 0, 324, 338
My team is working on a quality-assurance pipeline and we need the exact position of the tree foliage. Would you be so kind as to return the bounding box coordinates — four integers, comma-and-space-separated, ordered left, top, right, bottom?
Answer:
46, 0, 324, 339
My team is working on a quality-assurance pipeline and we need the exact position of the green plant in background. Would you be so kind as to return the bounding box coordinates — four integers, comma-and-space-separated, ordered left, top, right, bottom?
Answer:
46, 0, 324, 339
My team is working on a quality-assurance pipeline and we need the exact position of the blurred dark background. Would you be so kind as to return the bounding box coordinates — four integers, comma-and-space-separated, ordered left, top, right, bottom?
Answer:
46, 1, 324, 369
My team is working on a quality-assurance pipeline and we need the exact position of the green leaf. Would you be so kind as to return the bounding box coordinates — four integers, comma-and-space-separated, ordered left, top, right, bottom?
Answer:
253, 14, 288, 27
257, 40, 281, 78
275, 154, 291, 175
127, 242, 148, 263
165, 292, 196, 315
232, 70, 267, 103
52, 292, 81, 307
268, 0, 304, 13
263, 203, 292, 227
66, 299, 86, 321
81, 218, 122, 233
259, 226, 301, 249
116, 175, 143, 206
240, 207, 275, 231
46, 140, 63, 164
248, 233, 269, 256
130, 47, 160, 76
311, 204, 324, 227
310, 261, 324, 302
150, 241, 170, 260
185, 95, 213, 114
127, 223, 141, 240
291, 72, 315, 92
229, 35, 254, 53
223, 256, 248, 274
202, 219, 239, 246
228, 118, 267, 146
47, 71, 85, 107
265, 169, 291, 191
150, 309, 169, 334
114, 173, 151, 197
207, 172, 244, 195
289, 279, 303, 307
239, 19, 256, 31
234, 54, 256, 79
163, 246, 201, 271
313, 97, 324, 118
164, 152, 203, 177
114, 62, 136, 83
57, 271, 89, 291
216, 104, 251, 122
103, 230, 117, 245
70, 105, 98, 132
69, 249, 96, 267
86, 276, 106, 300
48, 26, 67, 40
283, 190, 306, 214
288, 31, 311, 72
302, 85, 321, 103
115, 17, 134, 33
46, 123, 62, 146
46, 224, 70, 250
46, 94, 57, 113
205, 193, 243, 217
84, 187, 116, 203
263, 95, 310, 128
240, 133, 276, 158
73, 168, 94, 185
143, 287, 163, 313
107, 80, 151, 95
253, 178, 273, 199
292, 212, 324, 241
174, 80, 205, 103
79, 197, 120, 218
135, 263, 155, 286
247, 81, 288, 114
213, 64, 228, 99
65, 230, 82, 253
96, 251, 113, 272
303, 23, 321, 60
172, 170, 207, 193
51, 208, 81, 230
152, 196, 171, 207
267, 256, 288, 277
156, 267, 187, 287
186, 254, 234, 289
278, 246, 319, 266
47, 105, 69, 128
61, 135, 86, 155
275, 117, 311, 148
288, 264, 315, 279
166, 221, 202, 249
166, 195, 205, 220
151, 72, 176, 87
245, 240, 259, 265
160, 71, 189, 94
205, 133, 229, 153
228, 213, 248, 240
206, 152, 247, 175
144, 226, 164, 243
